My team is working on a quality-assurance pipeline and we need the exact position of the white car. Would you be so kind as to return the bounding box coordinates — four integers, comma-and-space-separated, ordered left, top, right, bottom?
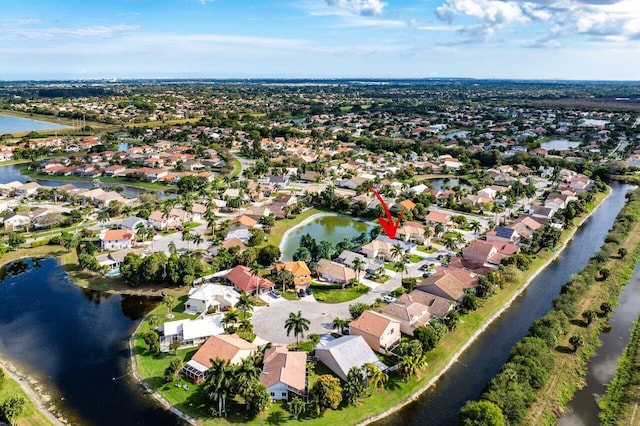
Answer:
382, 294, 396, 303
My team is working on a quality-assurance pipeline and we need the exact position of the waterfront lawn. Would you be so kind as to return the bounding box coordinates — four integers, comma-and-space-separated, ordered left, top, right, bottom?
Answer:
0, 370, 54, 426
265, 208, 322, 247
311, 286, 369, 304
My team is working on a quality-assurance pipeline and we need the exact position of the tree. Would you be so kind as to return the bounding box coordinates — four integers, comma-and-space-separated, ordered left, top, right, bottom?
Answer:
312, 374, 342, 410
600, 268, 611, 281
287, 397, 306, 420
618, 247, 628, 259
469, 220, 482, 239
0, 368, 5, 390
242, 380, 272, 416
0, 395, 26, 425
393, 260, 407, 282
181, 229, 192, 250
284, 311, 310, 348
365, 363, 388, 394
248, 228, 266, 247
600, 302, 613, 316
235, 293, 255, 319
352, 256, 365, 286
444, 310, 460, 331
168, 240, 177, 255
292, 246, 312, 263
206, 359, 233, 417
191, 233, 204, 248
423, 226, 432, 244
6, 233, 25, 250
222, 309, 239, 332
343, 366, 367, 404
78, 252, 100, 272
169, 340, 181, 355
398, 354, 420, 382
120, 252, 143, 286
569, 335, 583, 352
143, 331, 159, 353
391, 244, 404, 261
97, 210, 110, 228
434, 222, 445, 237
349, 302, 369, 320
257, 244, 280, 267
444, 235, 459, 252
164, 357, 183, 382
582, 309, 597, 326
457, 400, 506, 426
333, 317, 347, 334
163, 295, 175, 318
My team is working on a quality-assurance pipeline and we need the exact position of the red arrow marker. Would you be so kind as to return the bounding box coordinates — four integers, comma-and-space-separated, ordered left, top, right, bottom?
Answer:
370, 187, 405, 240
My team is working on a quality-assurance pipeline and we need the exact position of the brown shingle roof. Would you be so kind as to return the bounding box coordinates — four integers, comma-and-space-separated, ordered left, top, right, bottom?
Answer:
191, 334, 257, 368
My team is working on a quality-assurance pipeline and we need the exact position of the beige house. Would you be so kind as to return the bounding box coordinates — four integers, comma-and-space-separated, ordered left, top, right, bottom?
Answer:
349, 310, 401, 352
182, 334, 257, 384
316, 259, 356, 285
260, 347, 308, 401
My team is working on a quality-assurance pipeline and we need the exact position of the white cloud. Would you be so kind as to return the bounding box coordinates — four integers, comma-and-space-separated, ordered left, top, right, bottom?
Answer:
434, 0, 640, 44
323, 0, 387, 16
0, 24, 140, 40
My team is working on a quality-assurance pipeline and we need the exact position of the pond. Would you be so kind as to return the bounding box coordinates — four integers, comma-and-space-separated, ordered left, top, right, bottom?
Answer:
428, 177, 472, 191
0, 114, 70, 134
541, 139, 580, 151
279, 214, 375, 261
0, 257, 183, 425
0, 163, 170, 199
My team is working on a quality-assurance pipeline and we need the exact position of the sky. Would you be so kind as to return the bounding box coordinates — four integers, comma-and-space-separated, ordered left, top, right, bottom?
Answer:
1, 0, 640, 80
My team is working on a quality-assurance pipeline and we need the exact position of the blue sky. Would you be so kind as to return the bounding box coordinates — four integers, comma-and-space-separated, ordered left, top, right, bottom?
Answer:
1, 0, 639, 80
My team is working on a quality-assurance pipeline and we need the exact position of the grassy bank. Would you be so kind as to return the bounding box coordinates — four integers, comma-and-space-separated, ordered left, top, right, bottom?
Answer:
600, 317, 640, 426
0, 367, 54, 426
265, 208, 323, 247
520, 188, 640, 425
20, 168, 172, 191
132, 189, 610, 426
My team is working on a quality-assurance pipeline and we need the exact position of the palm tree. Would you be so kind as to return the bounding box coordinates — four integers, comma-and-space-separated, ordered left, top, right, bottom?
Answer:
235, 293, 255, 319
469, 220, 482, 239
398, 354, 419, 382
222, 309, 239, 332
168, 240, 177, 255
333, 317, 347, 334
284, 310, 310, 348
249, 262, 261, 296
393, 260, 407, 282
206, 359, 233, 417
422, 226, 432, 245
491, 202, 503, 225
443, 235, 458, 253
136, 222, 147, 246
365, 363, 389, 395
145, 227, 155, 251
192, 233, 204, 249
181, 229, 192, 250
390, 244, 404, 261
97, 210, 110, 228
352, 257, 365, 290
235, 357, 260, 388
434, 222, 445, 238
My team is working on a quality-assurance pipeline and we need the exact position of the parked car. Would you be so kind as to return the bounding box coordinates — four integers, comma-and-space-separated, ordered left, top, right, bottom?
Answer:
382, 294, 396, 303
418, 264, 429, 271
298, 289, 306, 297
422, 272, 433, 278
305, 287, 313, 296
269, 289, 281, 298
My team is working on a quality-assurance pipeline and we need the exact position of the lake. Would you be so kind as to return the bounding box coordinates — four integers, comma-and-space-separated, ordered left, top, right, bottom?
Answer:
0, 163, 169, 199
0, 258, 183, 426
428, 177, 472, 191
280, 214, 375, 261
541, 139, 580, 151
0, 114, 70, 134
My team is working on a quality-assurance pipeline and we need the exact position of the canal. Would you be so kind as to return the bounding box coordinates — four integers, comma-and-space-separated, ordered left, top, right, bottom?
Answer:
374, 183, 632, 426
558, 253, 640, 425
0, 258, 182, 426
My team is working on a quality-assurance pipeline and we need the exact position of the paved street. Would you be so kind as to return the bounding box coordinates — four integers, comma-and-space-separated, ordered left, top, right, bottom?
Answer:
251, 248, 448, 344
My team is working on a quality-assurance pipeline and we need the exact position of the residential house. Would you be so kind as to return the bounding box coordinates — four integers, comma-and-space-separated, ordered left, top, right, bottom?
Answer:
416, 272, 467, 302
275, 261, 313, 290
379, 298, 432, 336
182, 334, 257, 383
260, 347, 308, 401
336, 250, 383, 276
226, 265, 275, 294
314, 335, 386, 381
349, 311, 401, 352
95, 248, 141, 270
100, 229, 135, 251
486, 226, 520, 244
424, 211, 454, 231
118, 216, 148, 232
148, 210, 169, 230
396, 221, 428, 244
462, 240, 502, 266
399, 290, 454, 320
184, 283, 241, 314
316, 259, 356, 285
3, 212, 31, 231
15, 182, 41, 197
159, 314, 225, 352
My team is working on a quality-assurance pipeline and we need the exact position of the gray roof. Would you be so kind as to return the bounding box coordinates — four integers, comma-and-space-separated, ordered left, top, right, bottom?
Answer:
315, 335, 385, 381
118, 216, 148, 230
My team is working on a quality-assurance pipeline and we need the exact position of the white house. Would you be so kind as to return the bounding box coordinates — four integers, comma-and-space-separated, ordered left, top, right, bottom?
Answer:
184, 283, 240, 315
100, 229, 135, 251
159, 314, 224, 352
315, 335, 386, 381
3, 212, 31, 231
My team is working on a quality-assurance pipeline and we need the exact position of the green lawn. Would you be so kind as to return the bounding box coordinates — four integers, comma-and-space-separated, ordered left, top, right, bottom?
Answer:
409, 254, 422, 263
265, 208, 323, 247
418, 246, 437, 254
0, 367, 54, 426
312, 286, 370, 303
